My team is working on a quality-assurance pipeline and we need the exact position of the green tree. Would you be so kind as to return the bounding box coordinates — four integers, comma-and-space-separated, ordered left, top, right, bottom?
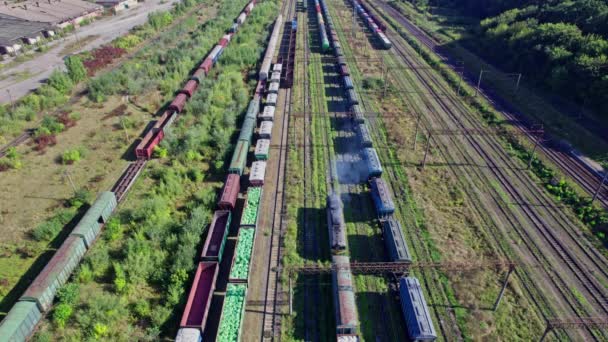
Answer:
47, 70, 73, 95
65, 56, 87, 83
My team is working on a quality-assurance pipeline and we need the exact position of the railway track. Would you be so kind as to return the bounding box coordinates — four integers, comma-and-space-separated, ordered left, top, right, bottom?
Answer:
376, 9, 608, 340
0, 130, 32, 158
260, 0, 296, 339
373, 0, 608, 208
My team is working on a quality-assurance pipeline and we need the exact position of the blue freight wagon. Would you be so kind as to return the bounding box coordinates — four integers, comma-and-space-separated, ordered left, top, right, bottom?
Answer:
382, 217, 412, 262
351, 104, 365, 123
399, 277, 437, 341
343, 76, 354, 90
369, 177, 395, 215
292, 19, 297, 31
363, 147, 382, 178
357, 124, 372, 148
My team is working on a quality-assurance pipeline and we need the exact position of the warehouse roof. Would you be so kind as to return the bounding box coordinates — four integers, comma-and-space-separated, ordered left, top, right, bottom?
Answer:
0, 14, 49, 46
0, 0, 103, 25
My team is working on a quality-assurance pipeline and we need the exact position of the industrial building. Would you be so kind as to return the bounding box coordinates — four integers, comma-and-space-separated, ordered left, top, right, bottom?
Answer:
95, 0, 139, 13
0, 0, 103, 29
0, 14, 51, 54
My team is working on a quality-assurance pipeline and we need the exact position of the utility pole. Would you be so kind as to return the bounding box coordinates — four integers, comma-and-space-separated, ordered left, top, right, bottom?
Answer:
413, 113, 422, 150
475, 69, 484, 97
64, 169, 77, 193
592, 171, 608, 203
421, 130, 433, 169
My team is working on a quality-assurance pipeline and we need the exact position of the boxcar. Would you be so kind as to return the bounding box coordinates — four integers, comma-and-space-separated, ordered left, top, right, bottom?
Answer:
20, 236, 87, 312
343, 76, 354, 90
351, 104, 365, 123
399, 277, 437, 341
70, 191, 117, 248
209, 45, 224, 64
259, 121, 273, 139
255, 139, 270, 160
357, 123, 373, 148
332, 255, 358, 335
259, 105, 275, 121
229, 140, 249, 175
179, 262, 219, 335
200, 57, 213, 74
268, 81, 280, 94
364, 147, 382, 178
249, 161, 267, 186
347, 89, 359, 105
369, 177, 395, 215
191, 68, 206, 83
201, 211, 231, 262
382, 217, 412, 262
169, 93, 188, 113
239, 116, 256, 144
327, 193, 347, 252
0, 301, 42, 341
218, 174, 240, 210
175, 328, 202, 342
219, 34, 232, 47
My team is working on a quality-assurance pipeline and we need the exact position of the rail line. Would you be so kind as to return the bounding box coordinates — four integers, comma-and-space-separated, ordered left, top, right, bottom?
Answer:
378, 8, 608, 339
0, 130, 32, 158
260, 0, 296, 339
373, 0, 608, 208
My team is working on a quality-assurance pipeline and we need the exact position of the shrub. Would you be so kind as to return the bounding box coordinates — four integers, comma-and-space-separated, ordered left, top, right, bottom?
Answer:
61, 149, 82, 164
153, 146, 168, 158
31, 209, 76, 241
52, 303, 72, 328
105, 218, 123, 241
57, 283, 80, 305
65, 56, 87, 83
67, 188, 91, 208
114, 35, 142, 50
47, 70, 73, 95
77, 264, 93, 284
36, 115, 65, 136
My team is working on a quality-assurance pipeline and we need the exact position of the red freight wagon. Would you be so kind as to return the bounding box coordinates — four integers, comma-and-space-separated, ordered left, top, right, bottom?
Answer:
191, 68, 206, 83
168, 93, 188, 113
219, 174, 240, 210
316, 4, 320, 12
219, 34, 232, 47
179, 80, 198, 98
340, 64, 350, 76
201, 210, 231, 262
179, 262, 219, 331
200, 57, 213, 74
135, 129, 164, 159
153, 111, 171, 130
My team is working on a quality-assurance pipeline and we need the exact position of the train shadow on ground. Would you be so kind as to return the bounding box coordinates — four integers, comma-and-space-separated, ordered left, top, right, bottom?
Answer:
0, 203, 90, 316
296, 207, 331, 262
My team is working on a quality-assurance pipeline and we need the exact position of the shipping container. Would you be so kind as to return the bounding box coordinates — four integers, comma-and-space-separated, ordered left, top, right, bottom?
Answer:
357, 123, 372, 148
266, 93, 278, 106
70, 191, 117, 248
347, 89, 359, 105
229, 140, 250, 176
239, 116, 257, 144
0, 301, 41, 341
351, 104, 365, 123
20, 236, 86, 312
175, 328, 202, 342
249, 161, 267, 186
191, 68, 206, 83
343, 76, 354, 90
370, 177, 395, 215
259, 105, 276, 121
332, 255, 358, 335
201, 211, 232, 262
399, 277, 437, 341
219, 174, 240, 210
259, 121, 273, 139
179, 262, 219, 333
179, 80, 199, 98
255, 139, 270, 160
268, 81, 280, 94
228, 227, 255, 282
246, 99, 261, 120
327, 193, 347, 251
200, 57, 213, 74
135, 129, 164, 159
382, 217, 412, 262
169, 93, 188, 113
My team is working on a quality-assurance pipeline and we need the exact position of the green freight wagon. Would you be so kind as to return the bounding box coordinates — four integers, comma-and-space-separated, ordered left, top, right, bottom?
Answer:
216, 283, 247, 342
229, 140, 249, 176
70, 191, 117, 248
240, 187, 262, 228
245, 99, 260, 120
228, 228, 256, 282
20, 236, 86, 312
0, 301, 41, 341
238, 117, 256, 145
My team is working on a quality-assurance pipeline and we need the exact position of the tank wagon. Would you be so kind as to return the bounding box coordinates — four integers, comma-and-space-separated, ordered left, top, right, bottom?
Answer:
314, 0, 330, 51
382, 217, 412, 262
370, 177, 395, 215
327, 193, 347, 251
260, 15, 283, 80
332, 255, 359, 335
399, 277, 437, 341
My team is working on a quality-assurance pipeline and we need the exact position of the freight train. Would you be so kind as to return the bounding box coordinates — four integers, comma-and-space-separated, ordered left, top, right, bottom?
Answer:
0, 2, 265, 341
317, 0, 434, 339
349, 0, 392, 49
